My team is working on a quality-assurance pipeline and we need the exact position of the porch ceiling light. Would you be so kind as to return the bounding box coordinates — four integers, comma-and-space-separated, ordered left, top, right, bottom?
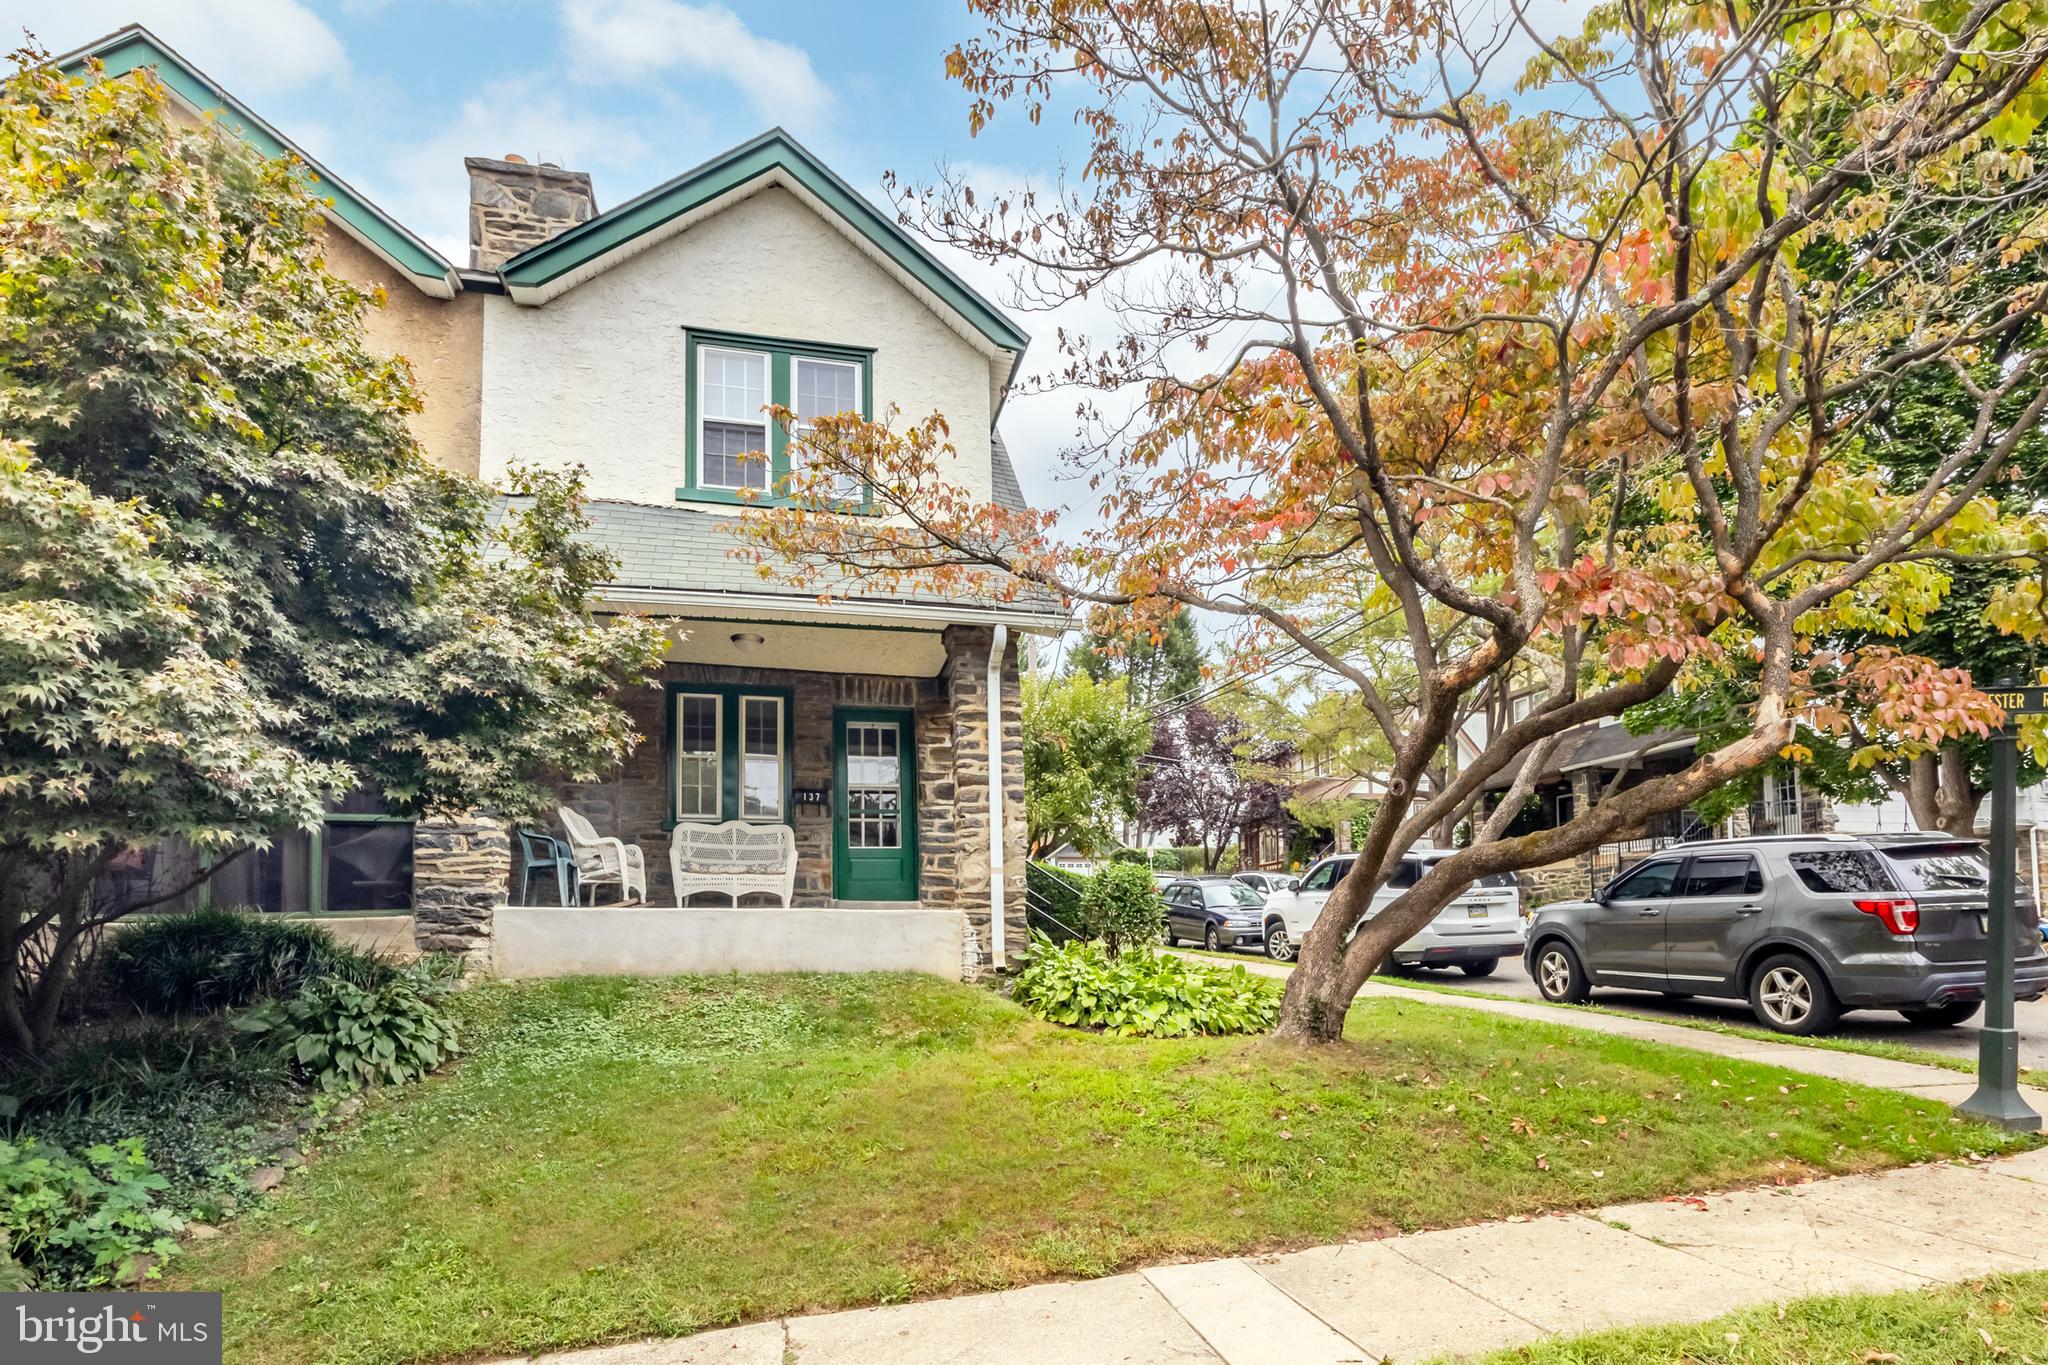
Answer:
729, 632, 766, 652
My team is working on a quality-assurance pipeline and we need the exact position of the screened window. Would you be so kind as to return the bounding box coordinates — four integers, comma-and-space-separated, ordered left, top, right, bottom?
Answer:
792, 356, 864, 498
698, 347, 769, 489
741, 696, 785, 820
675, 693, 722, 821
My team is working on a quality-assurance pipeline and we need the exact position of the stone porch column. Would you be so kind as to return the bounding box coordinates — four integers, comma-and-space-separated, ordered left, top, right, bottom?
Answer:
944, 624, 1028, 974
411, 813, 509, 961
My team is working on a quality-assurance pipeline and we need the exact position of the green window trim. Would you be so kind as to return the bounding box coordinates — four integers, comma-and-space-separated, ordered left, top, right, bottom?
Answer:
677, 328, 875, 509
663, 682, 798, 829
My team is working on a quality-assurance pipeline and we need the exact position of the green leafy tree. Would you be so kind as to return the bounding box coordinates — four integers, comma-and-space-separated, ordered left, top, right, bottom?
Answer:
1074, 611, 1203, 712
1021, 671, 1150, 856
0, 55, 665, 1051
1078, 861, 1166, 958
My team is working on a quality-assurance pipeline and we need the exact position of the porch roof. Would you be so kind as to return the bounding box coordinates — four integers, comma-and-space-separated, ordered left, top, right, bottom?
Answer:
509, 498, 1069, 630
1480, 723, 1696, 791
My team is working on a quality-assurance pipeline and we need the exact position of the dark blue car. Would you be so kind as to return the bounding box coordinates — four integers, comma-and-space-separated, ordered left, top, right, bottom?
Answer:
1161, 877, 1270, 952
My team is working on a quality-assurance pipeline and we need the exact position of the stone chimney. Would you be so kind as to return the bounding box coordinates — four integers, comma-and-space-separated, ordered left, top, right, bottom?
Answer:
465, 153, 599, 270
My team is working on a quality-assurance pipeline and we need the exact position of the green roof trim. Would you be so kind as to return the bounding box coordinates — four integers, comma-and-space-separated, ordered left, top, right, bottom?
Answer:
56, 27, 457, 292
499, 129, 1031, 356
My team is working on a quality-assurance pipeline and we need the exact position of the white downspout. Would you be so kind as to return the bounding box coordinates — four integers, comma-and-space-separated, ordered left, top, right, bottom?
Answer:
2031, 821, 2041, 911
988, 623, 1009, 965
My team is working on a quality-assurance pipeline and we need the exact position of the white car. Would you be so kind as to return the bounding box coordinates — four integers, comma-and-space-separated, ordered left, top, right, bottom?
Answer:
1260, 848, 1525, 974
1233, 870, 1299, 899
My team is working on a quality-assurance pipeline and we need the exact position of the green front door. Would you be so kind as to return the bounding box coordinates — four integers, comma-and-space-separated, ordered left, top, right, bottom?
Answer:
833, 709, 918, 902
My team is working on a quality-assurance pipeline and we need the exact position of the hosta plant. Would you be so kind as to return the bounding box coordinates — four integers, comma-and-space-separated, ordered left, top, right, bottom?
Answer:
234, 964, 458, 1093
1013, 935, 1280, 1038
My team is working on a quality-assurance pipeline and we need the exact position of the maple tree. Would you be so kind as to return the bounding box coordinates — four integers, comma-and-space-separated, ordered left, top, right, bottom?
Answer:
742, 0, 2048, 1041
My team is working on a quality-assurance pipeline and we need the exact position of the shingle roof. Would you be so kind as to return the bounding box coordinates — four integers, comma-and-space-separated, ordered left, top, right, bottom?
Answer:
991, 431, 1026, 511
1480, 723, 1696, 790
515, 498, 1065, 622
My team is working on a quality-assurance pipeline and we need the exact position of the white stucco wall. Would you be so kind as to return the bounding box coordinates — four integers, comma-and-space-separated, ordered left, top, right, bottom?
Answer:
492, 906, 965, 978
479, 184, 996, 507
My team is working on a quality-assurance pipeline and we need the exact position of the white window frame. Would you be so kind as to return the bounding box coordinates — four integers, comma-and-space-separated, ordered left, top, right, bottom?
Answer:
791, 355, 865, 499
674, 692, 724, 823
697, 345, 771, 491
739, 695, 786, 821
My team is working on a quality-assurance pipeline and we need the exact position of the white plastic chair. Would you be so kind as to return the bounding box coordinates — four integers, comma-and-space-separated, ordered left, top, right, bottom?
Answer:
557, 806, 648, 905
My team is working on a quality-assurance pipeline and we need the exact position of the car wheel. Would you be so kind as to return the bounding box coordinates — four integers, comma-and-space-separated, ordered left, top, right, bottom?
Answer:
1748, 953, 1841, 1035
1204, 924, 1221, 952
1264, 922, 1297, 962
1900, 1000, 1981, 1027
1460, 958, 1499, 978
1532, 941, 1591, 1005
1162, 923, 1177, 948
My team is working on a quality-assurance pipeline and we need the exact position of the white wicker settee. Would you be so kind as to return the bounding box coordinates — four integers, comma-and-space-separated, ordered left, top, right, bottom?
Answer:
669, 820, 798, 907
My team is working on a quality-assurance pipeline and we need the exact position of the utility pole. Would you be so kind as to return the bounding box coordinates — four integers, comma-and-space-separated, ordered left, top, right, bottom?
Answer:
1958, 680, 2046, 1131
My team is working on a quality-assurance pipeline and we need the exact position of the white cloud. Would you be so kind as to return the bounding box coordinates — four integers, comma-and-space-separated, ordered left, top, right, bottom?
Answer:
560, 0, 833, 133
4, 0, 349, 99
363, 77, 662, 264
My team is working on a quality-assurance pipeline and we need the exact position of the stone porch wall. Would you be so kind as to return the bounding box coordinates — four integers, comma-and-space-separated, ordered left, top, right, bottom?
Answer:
411, 628, 1030, 976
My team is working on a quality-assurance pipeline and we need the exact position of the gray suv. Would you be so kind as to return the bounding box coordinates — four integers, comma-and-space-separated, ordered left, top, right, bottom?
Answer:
1523, 834, 2048, 1035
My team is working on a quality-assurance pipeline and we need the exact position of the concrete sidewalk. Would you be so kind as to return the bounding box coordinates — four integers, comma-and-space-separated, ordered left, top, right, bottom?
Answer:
523, 1149, 2048, 1364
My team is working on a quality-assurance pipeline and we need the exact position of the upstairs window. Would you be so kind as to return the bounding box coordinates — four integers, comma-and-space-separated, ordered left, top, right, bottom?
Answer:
679, 330, 872, 506
698, 346, 770, 491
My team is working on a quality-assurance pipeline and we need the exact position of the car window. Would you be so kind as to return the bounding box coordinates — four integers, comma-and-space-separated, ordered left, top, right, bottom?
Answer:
1386, 858, 1423, 889
1168, 884, 1196, 907
1301, 860, 1347, 892
1679, 855, 1762, 898
1609, 859, 1680, 900
1206, 882, 1266, 908
1788, 849, 1896, 893
1236, 874, 1267, 892
1417, 857, 1519, 891
1881, 844, 1990, 892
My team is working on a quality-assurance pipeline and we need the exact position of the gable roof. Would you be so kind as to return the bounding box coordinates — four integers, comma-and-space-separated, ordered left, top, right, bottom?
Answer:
53, 25, 461, 298
495, 129, 1030, 362
990, 432, 1027, 511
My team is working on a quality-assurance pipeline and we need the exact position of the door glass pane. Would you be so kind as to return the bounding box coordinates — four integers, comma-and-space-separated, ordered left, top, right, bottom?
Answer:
1679, 857, 1756, 898
741, 697, 783, 819
845, 722, 902, 849
1610, 860, 1679, 900
326, 822, 414, 913
676, 694, 720, 820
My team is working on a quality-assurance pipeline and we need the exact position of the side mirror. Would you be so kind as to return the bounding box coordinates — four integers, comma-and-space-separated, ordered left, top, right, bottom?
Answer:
1591, 886, 1612, 906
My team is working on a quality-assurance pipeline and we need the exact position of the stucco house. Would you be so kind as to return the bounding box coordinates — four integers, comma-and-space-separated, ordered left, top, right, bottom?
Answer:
63, 26, 1067, 979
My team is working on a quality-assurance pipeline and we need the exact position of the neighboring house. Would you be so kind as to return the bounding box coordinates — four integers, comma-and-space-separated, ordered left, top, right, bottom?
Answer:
62, 26, 1067, 979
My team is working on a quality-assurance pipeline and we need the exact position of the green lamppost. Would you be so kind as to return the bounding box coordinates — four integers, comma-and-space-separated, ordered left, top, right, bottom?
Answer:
1958, 679, 2045, 1131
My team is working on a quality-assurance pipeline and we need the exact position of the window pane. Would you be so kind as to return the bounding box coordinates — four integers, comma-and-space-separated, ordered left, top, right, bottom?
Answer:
325, 821, 414, 913
676, 694, 720, 820
743, 755, 782, 818
208, 831, 313, 915
1610, 860, 1679, 899
701, 347, 765, 420
1790, 849, 1894, 893
1679, 857, 1755, 898
702, 420, 768, 489
743, 698, 779, 756
795, 358, 859, 423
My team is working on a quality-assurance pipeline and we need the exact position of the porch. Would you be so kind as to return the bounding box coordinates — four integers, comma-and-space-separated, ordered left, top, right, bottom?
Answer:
491, 904, 963, 977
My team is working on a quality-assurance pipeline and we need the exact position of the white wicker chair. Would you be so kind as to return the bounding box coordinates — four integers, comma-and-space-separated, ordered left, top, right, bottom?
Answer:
557, 806, 648, 905
669, 820, 798, 908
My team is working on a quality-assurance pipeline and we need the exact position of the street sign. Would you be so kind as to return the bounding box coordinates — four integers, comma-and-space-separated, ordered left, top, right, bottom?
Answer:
1983, 684, 2048, 719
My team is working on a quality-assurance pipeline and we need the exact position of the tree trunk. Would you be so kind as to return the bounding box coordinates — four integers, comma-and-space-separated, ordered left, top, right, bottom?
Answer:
1905, 745, 1985, 835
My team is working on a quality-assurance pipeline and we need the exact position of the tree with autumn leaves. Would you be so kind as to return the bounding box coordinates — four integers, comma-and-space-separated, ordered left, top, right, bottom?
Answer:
740, 0, 2048, 1042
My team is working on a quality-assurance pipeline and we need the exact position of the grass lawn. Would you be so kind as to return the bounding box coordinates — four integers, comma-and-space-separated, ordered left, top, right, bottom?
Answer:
1448, 1271, 2048, 1364
180, 973, 2036, 1365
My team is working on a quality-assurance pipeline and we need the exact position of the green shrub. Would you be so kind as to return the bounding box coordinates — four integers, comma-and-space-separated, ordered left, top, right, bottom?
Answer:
1079, 861, 1165, 957
0, 1136, 182, 1287
2, 1017, 298, 1221
1013, 935, 1281, 1037
100, 908, 392, 1016
235, 963, 459, 1093
1107, 847, 1148, 866
1024, 862, 1089, 942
